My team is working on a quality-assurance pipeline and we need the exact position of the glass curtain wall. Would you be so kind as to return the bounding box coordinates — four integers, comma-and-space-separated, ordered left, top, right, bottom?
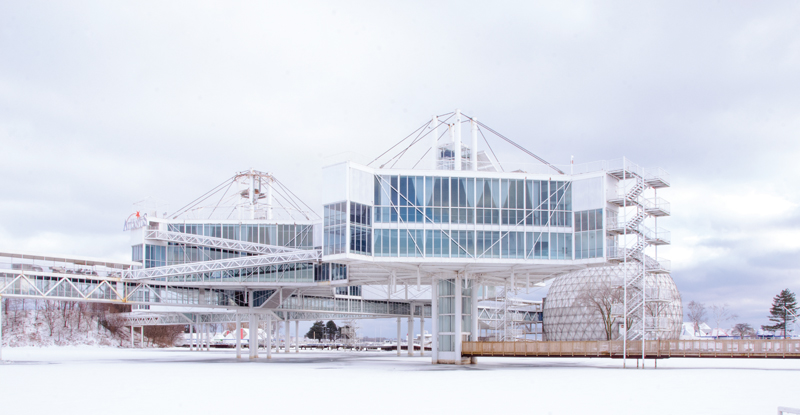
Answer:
574, 208, 604, 259
372, 174, 574, 260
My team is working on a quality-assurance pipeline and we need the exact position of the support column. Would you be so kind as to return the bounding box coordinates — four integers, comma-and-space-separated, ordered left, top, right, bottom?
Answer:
295, 320, 300, 353
130, 326, 134, 348
0, 296, 4, 361
407, 314, 414, 357
471, 279, 480, 364
419, 312, 425, 357
284, 319, 290, 353
396, 317, 402, 356
205, 324, 210, 351
265, 314, 272, 359
235, 313, 242, 359
140, 326, 144, 348
454, 273, 463, 364
249, 315, 258, 359
189, 324, 194, 351
431, 277, 438, 364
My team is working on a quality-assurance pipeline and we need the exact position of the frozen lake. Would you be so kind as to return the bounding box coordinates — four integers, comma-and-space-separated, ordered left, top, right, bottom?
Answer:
2, 346, 799, 414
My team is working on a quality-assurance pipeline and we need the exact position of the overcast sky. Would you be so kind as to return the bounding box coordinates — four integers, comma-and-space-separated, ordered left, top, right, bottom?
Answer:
2, 1, 799, 332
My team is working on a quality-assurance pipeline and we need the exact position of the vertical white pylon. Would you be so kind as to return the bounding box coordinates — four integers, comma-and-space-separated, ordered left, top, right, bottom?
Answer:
295, 320, 300, 353
249, 169, 255, 220
284, 319, 291, 353
431, 116, 439, 170
235, 313, 241, 359
396, 317, 402, 357
266, 175, 273, 220
454, 109, 462, 171
471, 117, 478, 171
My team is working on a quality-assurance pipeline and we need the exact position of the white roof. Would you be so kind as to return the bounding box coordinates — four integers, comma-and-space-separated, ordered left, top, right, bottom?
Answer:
0, 250, 140, 269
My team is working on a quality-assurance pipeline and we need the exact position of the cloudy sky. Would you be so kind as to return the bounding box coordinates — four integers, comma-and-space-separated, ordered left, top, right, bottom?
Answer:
1, 1, 799, 331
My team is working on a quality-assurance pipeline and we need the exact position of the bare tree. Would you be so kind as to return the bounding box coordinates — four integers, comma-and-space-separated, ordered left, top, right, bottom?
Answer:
687, 301, 706, 335
732, 323, 754, 338
576, 279, 625, 340
710, 303, 738, 333
42, 300, 59, 337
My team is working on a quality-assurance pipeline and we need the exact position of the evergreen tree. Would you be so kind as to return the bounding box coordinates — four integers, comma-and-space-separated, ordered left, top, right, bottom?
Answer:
325, 320, 339, 341
761, 289, 798, 339
305, 321, 325, 342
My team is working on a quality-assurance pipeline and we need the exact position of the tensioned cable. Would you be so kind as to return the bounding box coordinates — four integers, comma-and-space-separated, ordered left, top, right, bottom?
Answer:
388, 123, 433, 169
274, 178, 320, 220
170, 176, 235, 219
477, 127, 504, 172
208, 180, 235, 219
386, 114, 455, 169
366, 120, 430, 167
411, 128, 449, 169
270, 181, 309, 220
475, 120, 564, 175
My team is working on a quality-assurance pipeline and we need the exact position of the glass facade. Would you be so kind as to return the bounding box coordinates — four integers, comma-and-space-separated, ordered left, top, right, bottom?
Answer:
437, 279, 455, 352
574, 208, 604, 259
167, 223, 313, 248
324, 202, 347, 255
367, 174, 580, 260
349, 202, 372, 255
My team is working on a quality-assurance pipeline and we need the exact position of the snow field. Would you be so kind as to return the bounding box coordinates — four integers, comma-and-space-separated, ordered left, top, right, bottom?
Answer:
1, 347, 799, 415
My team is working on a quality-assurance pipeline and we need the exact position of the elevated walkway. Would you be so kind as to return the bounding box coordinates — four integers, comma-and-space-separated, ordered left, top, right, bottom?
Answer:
462, 339, 800, 359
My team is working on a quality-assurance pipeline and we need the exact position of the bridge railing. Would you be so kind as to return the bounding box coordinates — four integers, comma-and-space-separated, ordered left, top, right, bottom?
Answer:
462, 339, 800, 358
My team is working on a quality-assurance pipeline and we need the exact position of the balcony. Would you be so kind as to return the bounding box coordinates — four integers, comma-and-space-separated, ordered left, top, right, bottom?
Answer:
645, 167, 670, 188
643, 226, 671, 245
643, 197, 670, 217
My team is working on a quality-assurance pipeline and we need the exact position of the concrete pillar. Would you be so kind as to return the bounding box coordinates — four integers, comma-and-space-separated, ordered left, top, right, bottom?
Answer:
249, 315, 258, 359
431, 278, 438, 364
235, 313, 242, 359
454, 273, 463, 364
189, 324, 194, 351
130, 326, 134, 348
471, 279, 480, 364
295, 320, 300, 353
284, 319, 291, 353
0, 296, 4, 361
419, 313, 425, 357
140, 326, 144, 348
265, 315, 272, 359
396, 317, 402, 356
205, 324, 210, 351
407, 315, 414, 357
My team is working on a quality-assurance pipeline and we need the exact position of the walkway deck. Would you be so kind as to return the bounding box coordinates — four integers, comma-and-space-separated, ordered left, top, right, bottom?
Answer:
462, 339, 800, 359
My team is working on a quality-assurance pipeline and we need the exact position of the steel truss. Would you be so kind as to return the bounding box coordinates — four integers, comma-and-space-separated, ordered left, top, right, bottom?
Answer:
0, 271, 422, 317
145, 230, 316, 256
122, 249, 321, 280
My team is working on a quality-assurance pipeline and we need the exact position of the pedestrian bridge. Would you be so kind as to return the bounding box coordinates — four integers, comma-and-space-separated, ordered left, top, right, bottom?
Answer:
462, 339, 800, 359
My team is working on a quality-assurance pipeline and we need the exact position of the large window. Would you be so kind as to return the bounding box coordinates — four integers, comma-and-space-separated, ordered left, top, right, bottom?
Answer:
324, 202, 347, 255
349, 202, 372, 255
574, 208, 603, 259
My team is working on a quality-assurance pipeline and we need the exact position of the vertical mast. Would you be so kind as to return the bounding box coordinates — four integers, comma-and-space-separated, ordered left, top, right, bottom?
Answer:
431, 115, 439, 170
471, 117, 478, 171
454, 109, 462, 171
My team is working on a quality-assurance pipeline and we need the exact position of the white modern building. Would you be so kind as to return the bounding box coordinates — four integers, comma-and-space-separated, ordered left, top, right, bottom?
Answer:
0, 109, 671, 364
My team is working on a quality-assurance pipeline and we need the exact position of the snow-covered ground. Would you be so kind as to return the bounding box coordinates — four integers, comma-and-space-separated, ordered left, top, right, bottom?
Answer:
2, 347, 799, 415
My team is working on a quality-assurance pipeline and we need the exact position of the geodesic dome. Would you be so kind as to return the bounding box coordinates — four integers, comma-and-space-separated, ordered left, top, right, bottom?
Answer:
543, 264, 682, 341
